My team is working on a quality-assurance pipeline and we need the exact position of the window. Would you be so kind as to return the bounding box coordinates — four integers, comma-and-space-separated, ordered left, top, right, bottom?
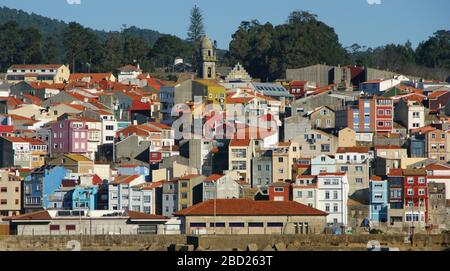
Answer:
274, 187, 284, 192
181, 182, 188, 188
333, 191, 338, 199
66, 225, 76, 231
333, 204, 338, 213
248, 222, 264, 227
407, 177, 414, 184
278, 157, 284, 163
0, 187, 6, 193
106, 136, 114, 141
210, 223, 225, 227
106, 125, 114, 131
297, 191, 302, 198
229, 223, 245, 227
356, 178, 363, 184
190, 223, 207, 228
325, 191, 330, 199
143, 196, 151, 203
407, 189, 413, 196
308, 191, 313, 198
355, 166, 363, 172
267, 223, 284, 227
418, 177, 425, 184
181, 192, 188, 199
325, 203, 330, 212
0, 199, 6, 205
49, 225, 60, 231
418, 189, 425, 196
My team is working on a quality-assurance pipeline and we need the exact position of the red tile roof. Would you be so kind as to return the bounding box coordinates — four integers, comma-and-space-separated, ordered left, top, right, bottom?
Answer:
425, 163, 450, 171
428, 90, 449, 99
387, 168, 403, 176
336, 147, 369, 153
230, 139, 251, 147
204, 174, 223, 182
112, 175, 141, 184
2, 210, 51, 221
174, 199, 327, 216
92, 174, 103, 185
9, 64, 63, 70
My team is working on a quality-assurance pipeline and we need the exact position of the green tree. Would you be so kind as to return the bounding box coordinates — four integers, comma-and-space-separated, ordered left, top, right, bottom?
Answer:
0, 21, 21, 70
101, 33, 124, 72
187, 5, 205, 42
123, 36, 151, 68
416, 30, 450, 69
18, 27, 42, 64
187, 5, 205, 72
152, 34, 192, 69
42, 36, 60, 63
228, 10, 348, 81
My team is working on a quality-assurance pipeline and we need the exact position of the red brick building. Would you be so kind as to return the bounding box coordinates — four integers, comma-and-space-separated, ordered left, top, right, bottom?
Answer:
403, 169, 428, 224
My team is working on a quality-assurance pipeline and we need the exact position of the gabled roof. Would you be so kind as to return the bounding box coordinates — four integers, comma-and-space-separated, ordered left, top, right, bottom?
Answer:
111, 175, 141, 184
2, 210, 51, 221
230, 139, 251, 147
428, 90, 449, 99
403, 169, 427, 176
9, 64, 64, 70
387, 168, 403, 176
425, 163, 450, 171
204, 174, 224, 182
174, 199, 327, 217
336, 147, 369, 153
64, 154, 92, 162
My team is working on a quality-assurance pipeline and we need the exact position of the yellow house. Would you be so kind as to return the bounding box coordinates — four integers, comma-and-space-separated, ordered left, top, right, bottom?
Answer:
192, 79, 226, 108
48, 153, 94, 174
272, 141, 301, 182
177, 174, 206, 210
29, 138, 48, 169
6, 64, 70, 84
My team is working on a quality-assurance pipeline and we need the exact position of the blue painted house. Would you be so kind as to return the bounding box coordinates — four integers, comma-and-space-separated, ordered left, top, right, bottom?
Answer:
23, 166, 68, 213
369, 176, 389, 223
71, 186, 98, 210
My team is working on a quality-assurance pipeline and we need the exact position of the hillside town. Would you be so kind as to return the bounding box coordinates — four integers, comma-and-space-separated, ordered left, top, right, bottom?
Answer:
0, 34, 449, 238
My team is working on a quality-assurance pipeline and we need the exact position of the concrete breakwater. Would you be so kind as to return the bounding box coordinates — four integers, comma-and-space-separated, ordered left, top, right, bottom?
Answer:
0, 234, 448, 251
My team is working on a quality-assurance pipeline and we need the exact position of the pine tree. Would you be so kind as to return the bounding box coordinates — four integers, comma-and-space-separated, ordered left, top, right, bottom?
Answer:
187, 5, 205, 43
187, 5, 205, 72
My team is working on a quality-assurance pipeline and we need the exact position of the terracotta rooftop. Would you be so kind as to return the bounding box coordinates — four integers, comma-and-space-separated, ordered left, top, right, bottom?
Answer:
2, 210, 51, 221
174, 199, 327, 217
425, 163, 450, 171
336, 147, 369, 153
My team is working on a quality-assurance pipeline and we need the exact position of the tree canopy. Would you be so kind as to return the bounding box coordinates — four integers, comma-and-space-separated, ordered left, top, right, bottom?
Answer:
227, 11, 349, 81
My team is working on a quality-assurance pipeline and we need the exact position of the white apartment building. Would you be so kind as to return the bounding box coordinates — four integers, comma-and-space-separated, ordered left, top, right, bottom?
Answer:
316, 173, 349, 226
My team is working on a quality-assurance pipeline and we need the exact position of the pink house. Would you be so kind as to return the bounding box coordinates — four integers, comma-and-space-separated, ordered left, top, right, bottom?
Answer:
51, 117, 88, 155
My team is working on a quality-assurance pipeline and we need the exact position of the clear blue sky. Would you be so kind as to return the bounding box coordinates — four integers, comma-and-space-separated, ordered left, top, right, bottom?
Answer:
0, 0, 448, 49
